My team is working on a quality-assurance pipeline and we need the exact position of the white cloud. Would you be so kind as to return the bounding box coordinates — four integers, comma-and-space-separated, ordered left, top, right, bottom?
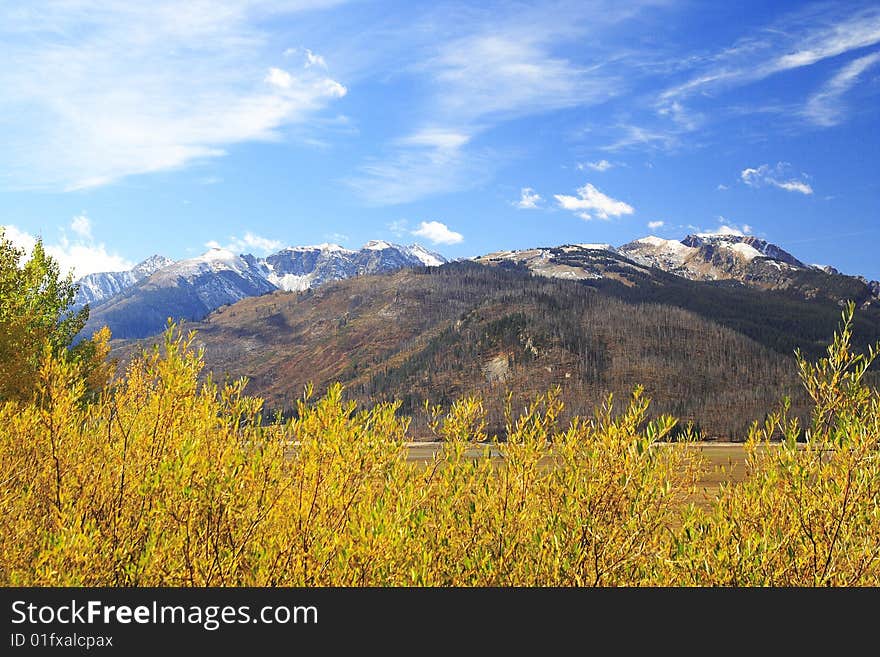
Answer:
387, 219, 409, 238
716, 183, 729, 191
265, 67, 294, 90
804, 52, 880, 126
647, 220, 664, 230
554, 183, 635, 221
1, 224, 37, 254
697, 221, 753, 237
0, 1, 348, 191
304, 49, 327, 69
70, 213, 92, 240
2, 220, 133, 278
51, 241, 134, 278
514, 187, 542, 209
741, 163, 814, 195
740, 168, 761, 184
411, 221, 463, 245
580, 159, 614, 172
209, 232, 283, 255
714, 225, 745, 236
323, 232, 348, 243
400, 129, 471, 151
774, 180, 814, 195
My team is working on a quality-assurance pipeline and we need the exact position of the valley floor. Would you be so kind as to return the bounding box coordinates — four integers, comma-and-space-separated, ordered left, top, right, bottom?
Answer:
404, 441, 750, 507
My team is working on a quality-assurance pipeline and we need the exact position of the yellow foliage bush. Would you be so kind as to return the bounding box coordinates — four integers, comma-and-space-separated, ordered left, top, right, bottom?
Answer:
0, 305, 877, 586
672, 303, 880, 585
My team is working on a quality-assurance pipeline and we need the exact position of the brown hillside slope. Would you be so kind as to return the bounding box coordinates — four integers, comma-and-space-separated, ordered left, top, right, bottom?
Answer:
113, 263, 814, 439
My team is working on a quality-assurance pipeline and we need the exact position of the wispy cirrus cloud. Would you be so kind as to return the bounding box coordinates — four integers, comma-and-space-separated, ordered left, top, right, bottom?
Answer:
618, 4, 880, 152
347, 2, 636, 205
741, 163, 814, 195
804, 51, 880, 126
0, 1, 349, 191
424, 32, 613, 125
601, 124, 681, 152
346, 136, 491, 205
659, 6, 880, 105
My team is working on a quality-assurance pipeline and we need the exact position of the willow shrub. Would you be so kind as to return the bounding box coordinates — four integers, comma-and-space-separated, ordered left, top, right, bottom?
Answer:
0, 325, 696, 586
1, 305, 877, 586
672, 303, 880, 586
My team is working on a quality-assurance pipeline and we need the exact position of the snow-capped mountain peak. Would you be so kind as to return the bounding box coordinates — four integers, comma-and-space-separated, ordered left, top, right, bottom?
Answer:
402, 244, 445, 266
619, 236, 696, 273
81, 240, 449, 339
151, 247, 254, 283
197, 247, 240, 264
74, 254, 172, 310
131, 254, 173, 279
476, 234, 877, 308
681, 234, 806, 268
363, 239, 394, 251
281, 243, 354, 253
259, 240, 445, 291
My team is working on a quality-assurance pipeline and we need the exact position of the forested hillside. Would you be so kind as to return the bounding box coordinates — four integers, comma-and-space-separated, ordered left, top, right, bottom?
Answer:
114, 262, 880, 439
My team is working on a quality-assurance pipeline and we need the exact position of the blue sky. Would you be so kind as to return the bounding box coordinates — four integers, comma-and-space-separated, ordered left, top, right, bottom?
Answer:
1, 0, 878, 280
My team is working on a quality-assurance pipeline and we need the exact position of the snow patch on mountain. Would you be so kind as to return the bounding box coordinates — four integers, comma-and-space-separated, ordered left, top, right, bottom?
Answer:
726, 242, 762, 261
574, 243, 617, 252
633, 236, 694, 256
267, 272, 314, 292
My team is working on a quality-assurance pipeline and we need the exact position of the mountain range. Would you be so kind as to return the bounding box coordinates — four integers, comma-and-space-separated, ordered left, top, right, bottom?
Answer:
78, 232, 880, 343
74, 254, 174, 309
77, 241, 446, 339
476, 233, 879, 307
103, 232, 880, 440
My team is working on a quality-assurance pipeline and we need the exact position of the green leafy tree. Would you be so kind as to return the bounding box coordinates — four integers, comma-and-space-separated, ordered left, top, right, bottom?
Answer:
0, 228, 108, 402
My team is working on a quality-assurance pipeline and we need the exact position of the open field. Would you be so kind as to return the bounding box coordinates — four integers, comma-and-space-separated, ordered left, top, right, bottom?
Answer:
405, 441, 751, 507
